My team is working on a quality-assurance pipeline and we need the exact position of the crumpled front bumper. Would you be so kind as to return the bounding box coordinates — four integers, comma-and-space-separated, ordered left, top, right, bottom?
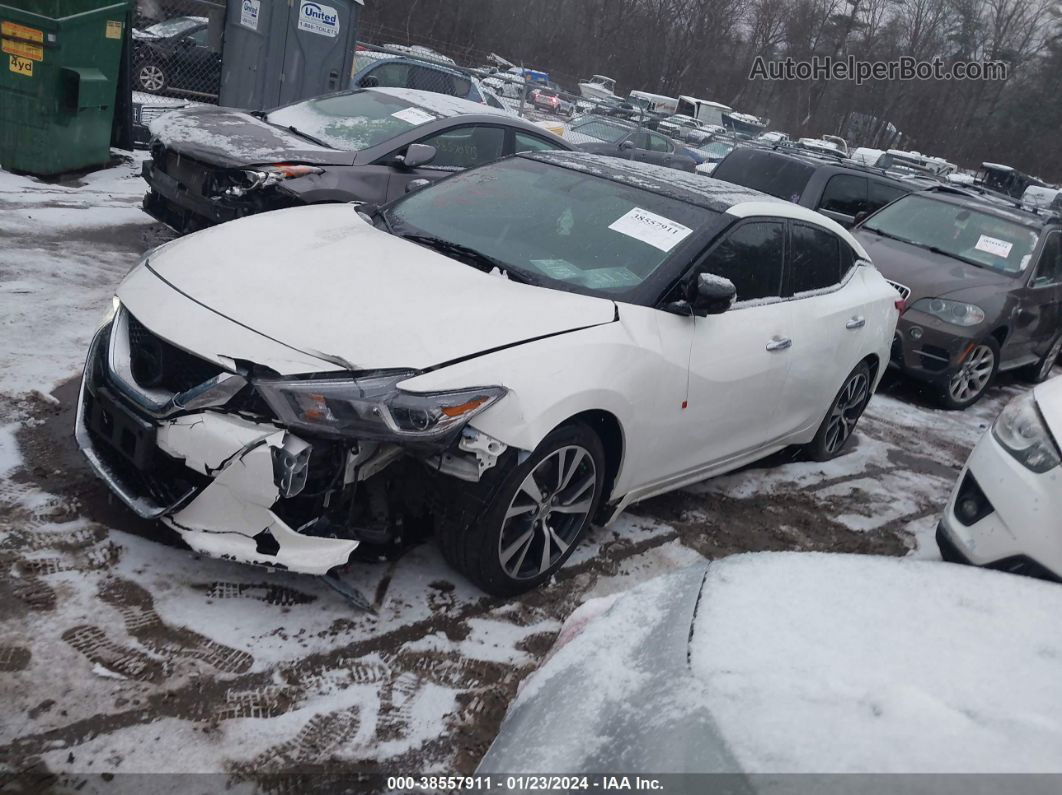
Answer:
75, 327, 360, 575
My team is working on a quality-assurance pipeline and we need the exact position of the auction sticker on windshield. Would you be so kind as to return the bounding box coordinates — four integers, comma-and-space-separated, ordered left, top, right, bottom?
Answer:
608, 207, 693, 252
391, 107, 437, 126
974, 234, 1013, 259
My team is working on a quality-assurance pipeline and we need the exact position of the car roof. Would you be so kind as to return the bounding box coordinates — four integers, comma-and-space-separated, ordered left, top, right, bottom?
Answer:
370, 86, 511, 118
732, 143, 920, 186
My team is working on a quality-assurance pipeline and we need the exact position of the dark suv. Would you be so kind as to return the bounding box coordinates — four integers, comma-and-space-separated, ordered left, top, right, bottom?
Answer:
711, 146, 918, 227
853, 187, 1062, 408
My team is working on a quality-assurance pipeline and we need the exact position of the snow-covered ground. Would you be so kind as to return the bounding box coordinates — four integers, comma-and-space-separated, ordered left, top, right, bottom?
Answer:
0, 151, 1049, 785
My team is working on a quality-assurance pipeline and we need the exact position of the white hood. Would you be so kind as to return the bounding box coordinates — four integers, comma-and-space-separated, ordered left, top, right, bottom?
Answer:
128, 204, 616, 372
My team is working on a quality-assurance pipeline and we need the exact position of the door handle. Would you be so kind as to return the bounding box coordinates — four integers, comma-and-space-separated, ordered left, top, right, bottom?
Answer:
846, 316, 866, 329
766, 336, 792, 352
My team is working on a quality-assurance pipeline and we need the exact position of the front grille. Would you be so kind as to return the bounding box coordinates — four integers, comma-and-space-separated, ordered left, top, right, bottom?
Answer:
159, 148, 214, 195
126, 313, 225, 395
886, 280, 911, 301
84, 390, 209, 507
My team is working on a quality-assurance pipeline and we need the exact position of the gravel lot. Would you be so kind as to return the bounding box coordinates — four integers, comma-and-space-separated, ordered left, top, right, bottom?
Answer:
0, 153, 1041, 790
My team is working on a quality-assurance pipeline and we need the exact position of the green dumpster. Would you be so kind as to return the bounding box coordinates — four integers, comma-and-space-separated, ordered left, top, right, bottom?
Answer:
0, 0, 129, 175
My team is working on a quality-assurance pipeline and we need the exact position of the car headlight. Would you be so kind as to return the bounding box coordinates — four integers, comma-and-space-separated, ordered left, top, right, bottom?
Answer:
992, 392, 1061, 473
909, 298, 985, 327
256, 371, 506, 441
221, 164, 324, 197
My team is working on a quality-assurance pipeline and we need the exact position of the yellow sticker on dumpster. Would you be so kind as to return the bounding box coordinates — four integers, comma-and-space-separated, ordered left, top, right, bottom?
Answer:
8, 54, 32, 76
2, 38, 42, 61
105, 20, 121, 39
1, 21, 43, 44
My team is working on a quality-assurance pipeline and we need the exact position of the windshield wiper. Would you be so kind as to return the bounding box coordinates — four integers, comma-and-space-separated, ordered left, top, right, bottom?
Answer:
400, 234, 539, 284
865, 226, 919, 247
284, 125, 332, 148
920, 244, 994, 271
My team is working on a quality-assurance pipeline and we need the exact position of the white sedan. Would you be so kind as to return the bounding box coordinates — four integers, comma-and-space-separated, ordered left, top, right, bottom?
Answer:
938, 376, 1062, 581
75, 152, 899, 595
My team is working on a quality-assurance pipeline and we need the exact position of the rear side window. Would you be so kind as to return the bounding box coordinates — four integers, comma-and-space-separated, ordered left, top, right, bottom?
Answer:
790, 223, 841, 294
819, 175, 868, 216
699, 221, 785, 302
868, 180, 909, 210
514, 131, 561, 154
712, 149, 815, 204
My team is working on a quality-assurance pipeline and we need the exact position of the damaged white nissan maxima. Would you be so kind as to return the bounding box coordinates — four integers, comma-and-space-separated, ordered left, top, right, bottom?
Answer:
76, 152, 899, 595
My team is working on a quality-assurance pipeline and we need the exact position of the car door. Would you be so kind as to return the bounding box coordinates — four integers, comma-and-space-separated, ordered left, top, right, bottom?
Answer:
645, 130, 676, 168
675, 218, 794, 474
780, 221, 871, 435
384, 124, 507, 200
1011, 231, 1062, 361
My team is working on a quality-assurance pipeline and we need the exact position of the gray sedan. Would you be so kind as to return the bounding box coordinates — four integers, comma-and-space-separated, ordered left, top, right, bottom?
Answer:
141, 87, 572, 232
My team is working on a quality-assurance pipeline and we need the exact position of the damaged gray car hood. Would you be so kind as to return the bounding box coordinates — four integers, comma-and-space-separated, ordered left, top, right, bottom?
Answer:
135, 204, 618, 372
148, 105, 357, 168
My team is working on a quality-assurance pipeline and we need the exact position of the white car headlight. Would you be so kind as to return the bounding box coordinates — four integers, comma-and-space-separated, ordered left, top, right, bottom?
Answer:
256, 371, 506, 442
992, 392, 1061, 473
909, 298, 985, 327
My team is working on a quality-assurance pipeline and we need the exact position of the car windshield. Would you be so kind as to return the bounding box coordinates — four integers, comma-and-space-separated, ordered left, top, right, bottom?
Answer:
569, 118, 631, 143
862, 194, 1039, 275
384, 157, 713, 299
266, 90, 440, 151
140, 16, 204, 37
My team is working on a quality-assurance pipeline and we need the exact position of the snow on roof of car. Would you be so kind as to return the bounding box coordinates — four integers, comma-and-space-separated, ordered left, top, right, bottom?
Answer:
372, 86, 511, 118
521, 151, 785, 213
690, 552, 1062, 773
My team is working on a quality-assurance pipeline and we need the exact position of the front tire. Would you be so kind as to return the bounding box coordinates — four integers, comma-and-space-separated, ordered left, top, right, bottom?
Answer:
804, 361, 872, 462
1023, 332, 1062, 384
437, 423, 605, 597
937, 338, 999, 409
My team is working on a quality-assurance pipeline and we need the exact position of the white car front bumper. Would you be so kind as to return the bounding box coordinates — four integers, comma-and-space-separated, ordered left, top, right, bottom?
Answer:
939, 429, 1062, 580
75, 326, 361, 575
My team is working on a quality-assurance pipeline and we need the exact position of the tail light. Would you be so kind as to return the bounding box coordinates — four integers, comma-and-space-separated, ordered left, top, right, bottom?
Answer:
894, 299, 906, 313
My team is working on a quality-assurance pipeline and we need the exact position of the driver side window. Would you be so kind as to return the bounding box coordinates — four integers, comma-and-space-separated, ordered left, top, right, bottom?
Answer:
416, 125, 505, 170
696, 220, 785, 302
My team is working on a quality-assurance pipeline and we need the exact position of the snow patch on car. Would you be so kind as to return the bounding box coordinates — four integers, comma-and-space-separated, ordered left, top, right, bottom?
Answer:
691, 552, 1062, 772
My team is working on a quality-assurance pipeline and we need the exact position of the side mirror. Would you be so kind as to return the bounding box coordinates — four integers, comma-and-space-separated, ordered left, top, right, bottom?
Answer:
405, 178, 432, 194
853, 210, 869, 226
359, 75, 380, 88
619, 140, 635, 151
687, 273, 736, 316
396, 143, 437, 170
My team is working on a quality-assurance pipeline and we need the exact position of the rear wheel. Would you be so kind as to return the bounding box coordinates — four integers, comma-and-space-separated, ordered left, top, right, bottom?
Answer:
937, 339, 998, 409
1023, 333, 1062, 384
804, 361, 872, 462
437, 423, 605, 596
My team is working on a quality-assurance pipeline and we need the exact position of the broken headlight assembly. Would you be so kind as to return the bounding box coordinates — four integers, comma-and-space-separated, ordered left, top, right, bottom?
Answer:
256, 371, 506, 442
220, 164, 324, 198
909, 298, 985, 327
992, 391, 1061, 473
